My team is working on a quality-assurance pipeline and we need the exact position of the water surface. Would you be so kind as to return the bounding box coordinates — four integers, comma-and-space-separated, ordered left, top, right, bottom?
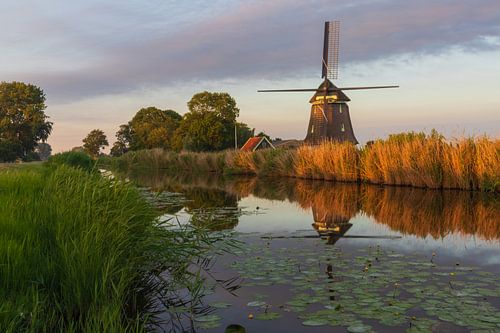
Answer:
129, 171, 500, 332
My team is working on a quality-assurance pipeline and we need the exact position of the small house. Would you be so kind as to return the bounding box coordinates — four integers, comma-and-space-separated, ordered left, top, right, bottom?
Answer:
240, 136, 275, 152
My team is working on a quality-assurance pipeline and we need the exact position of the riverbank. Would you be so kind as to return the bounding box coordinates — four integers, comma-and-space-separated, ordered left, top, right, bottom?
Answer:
0, 156, 227, 332
106, 132, 499, 192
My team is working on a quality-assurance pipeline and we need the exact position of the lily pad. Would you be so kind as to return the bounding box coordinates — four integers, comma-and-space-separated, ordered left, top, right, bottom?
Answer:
247, 301, 266, 307
302, 319, 329, 326
194, 314, 221, 322
347, 324, 372, 332
196, 320, 221, 329
210, 301, 232, 309
254, 312, 281, 320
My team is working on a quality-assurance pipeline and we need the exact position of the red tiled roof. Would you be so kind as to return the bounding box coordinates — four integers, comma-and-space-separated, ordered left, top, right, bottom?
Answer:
240, 137, 264, 152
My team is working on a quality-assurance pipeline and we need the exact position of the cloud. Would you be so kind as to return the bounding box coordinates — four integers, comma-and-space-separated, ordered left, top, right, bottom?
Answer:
3, 0, 500, 101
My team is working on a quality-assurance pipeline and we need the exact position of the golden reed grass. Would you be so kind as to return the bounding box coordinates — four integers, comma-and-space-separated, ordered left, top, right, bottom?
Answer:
115, 132, 499, 191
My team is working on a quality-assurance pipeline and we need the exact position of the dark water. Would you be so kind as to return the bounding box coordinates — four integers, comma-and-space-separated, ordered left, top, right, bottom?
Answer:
129, 171, 500, 333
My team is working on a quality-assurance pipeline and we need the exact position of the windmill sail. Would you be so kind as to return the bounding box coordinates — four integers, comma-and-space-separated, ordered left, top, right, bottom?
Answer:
258, 85, 399, 92
322, 21, 340, 80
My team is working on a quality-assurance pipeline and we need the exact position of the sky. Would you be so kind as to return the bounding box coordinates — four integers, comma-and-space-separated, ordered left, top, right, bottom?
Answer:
1, 0, 499, 152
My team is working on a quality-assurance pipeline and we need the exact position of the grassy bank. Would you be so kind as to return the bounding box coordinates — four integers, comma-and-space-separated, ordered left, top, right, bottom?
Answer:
0, 160, 227, 332
107, 132, 499, 192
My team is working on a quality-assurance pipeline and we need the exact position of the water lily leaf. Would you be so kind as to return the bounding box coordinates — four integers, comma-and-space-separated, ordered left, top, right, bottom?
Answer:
197, 320, 221, 329
302, 319, 329, 326
247, 301, 266, 307
194, 314, 221, 322
347, 324, 372, 332
210, 301, 232, 309
254, 312, 281, 320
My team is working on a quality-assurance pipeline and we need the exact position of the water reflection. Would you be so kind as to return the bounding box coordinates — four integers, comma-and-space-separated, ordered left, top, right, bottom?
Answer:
125, 170, 500, 241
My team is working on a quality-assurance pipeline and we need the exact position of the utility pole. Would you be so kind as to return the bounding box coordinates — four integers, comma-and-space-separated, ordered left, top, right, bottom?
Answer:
234, 123, 238, 149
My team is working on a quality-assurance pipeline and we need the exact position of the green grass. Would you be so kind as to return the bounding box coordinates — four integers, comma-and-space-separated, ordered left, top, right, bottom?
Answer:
0, 161, 43, 172
0, 165, 227, 332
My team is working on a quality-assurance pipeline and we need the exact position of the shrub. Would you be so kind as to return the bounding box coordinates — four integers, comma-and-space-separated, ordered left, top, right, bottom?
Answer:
47, 151, 95, 172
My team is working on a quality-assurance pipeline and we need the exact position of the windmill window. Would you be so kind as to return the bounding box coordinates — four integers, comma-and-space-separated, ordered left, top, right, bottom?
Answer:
311, 125, 314, 133
341, 123, 345, 132
339, 104, 343, 113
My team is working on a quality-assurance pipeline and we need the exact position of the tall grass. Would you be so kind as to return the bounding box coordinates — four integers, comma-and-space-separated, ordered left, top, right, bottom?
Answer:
107, 132, 499, 192
0, 166, 228, 332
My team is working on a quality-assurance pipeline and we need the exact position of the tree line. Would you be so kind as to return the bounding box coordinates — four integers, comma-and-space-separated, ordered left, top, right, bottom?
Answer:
0, 81, 270, 161
83, 91, 268, 158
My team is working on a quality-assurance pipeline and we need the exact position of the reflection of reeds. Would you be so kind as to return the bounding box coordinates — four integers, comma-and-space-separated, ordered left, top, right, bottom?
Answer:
362, 186, 500, 241
109, 132, 499, 192
124, 171, 500, 241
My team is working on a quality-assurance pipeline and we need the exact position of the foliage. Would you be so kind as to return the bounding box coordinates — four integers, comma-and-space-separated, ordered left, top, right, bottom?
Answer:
236, 122, 254, 149
172, 91, 240, 151
0, 81, 52, 160
110, 140, 128, 157
47, 151, 95, 172
187, 91, 239, 122
35, 142, 52, 161
83, 129, 108, 158
255, 131, 271, 141
0, 165, 235, 332
0, 140, 22, 162
128, 107, 182, 150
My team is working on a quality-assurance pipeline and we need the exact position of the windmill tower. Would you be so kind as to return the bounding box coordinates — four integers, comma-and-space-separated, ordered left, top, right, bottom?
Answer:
259, 21, 398, 144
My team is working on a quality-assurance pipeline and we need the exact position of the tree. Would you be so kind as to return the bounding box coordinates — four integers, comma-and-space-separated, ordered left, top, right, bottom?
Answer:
35, 142, 52, 161
128, 107, 181, 150
236, 122, 254, 148
255, 131, 272, 142
110, 141, 127, 157
0, 81, 52, 160
172, 92, 240, 151
83, 129, 108, 158
109, 124, 132, 157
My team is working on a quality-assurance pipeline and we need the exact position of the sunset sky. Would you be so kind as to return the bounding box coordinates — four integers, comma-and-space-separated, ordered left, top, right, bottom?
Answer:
1, 0, 499, 152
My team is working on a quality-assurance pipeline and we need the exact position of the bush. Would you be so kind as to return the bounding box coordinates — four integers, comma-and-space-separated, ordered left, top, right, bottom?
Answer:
0, 140, 23, 162
47, 151, 95, 172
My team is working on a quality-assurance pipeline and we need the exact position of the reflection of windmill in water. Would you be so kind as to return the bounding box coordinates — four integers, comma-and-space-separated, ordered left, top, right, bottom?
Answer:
311, 205, 353, 245
259, 21, 398, 144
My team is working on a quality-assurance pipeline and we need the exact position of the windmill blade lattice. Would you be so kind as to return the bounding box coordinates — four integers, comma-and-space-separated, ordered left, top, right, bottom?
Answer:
322, 21, 340, 80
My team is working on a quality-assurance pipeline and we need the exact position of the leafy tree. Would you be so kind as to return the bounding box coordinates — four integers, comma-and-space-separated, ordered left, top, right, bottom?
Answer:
255, 131, 272, 142
173, 91, 240, 151
35, 142, 52, 161
109, 124, 132, 157
82, 129, 108, 158
0, 140, 22, 162
236, 122, 254, 148
128, 107, 181, 150
0, 81, 52, 160
187, 91, 239, 122
110, 141, 127, 157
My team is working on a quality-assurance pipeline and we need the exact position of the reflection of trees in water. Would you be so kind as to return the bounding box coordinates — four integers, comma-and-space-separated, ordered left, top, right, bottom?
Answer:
183, 188, 239, 231
123, 170, 499, 240
362, 187, 500, 241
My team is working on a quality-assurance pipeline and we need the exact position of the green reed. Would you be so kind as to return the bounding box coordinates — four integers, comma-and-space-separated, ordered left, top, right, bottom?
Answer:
0, 165, 229, 332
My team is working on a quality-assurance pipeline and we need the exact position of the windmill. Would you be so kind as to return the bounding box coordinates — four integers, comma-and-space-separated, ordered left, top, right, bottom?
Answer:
258, 21, 398, 144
